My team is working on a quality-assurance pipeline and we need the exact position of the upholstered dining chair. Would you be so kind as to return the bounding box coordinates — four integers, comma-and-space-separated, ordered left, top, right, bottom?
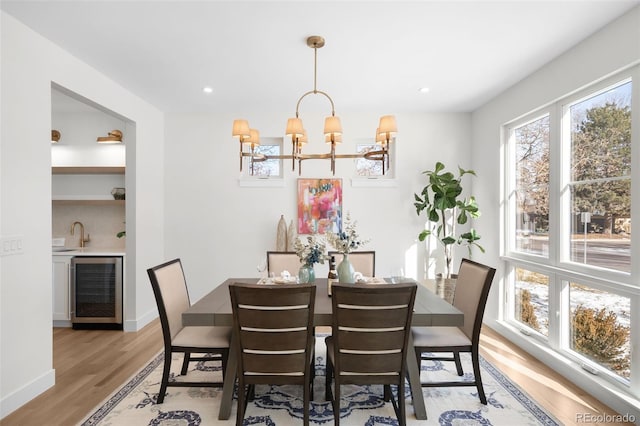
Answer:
328, 250, 376, 277
266, 251, 302, 277
229, 282, 316, 426
412, 258, 496, 404
325, 282, 417, 426
147, 258, 231, 403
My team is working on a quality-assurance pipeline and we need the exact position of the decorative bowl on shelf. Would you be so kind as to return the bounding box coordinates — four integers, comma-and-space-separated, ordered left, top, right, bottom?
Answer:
111, 187, 126, 200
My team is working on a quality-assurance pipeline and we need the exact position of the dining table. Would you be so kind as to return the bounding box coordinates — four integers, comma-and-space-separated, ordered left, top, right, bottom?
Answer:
182, 277, 463, 421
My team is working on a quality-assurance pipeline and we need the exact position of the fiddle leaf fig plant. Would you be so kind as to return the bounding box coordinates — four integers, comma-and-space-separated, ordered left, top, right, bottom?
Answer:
414, 162, 483, 279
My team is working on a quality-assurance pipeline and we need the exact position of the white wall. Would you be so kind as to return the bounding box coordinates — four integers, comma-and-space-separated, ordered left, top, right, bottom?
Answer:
471, 5, 640, 416
0, 12, 165, 417
164, 111, 472, 302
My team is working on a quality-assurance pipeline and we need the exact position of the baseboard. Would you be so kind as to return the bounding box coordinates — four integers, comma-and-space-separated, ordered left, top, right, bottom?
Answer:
0, 368, 55, 419
123, 308, 157, 332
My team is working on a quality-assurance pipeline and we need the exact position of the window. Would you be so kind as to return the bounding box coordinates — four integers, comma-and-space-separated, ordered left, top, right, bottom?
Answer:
513, 267, 549, 337
503, 69, 636, 390
511, 115, 550, 257
569, 281, 630, 381
244, 140, 282, 178
566, 81, 632, 273
355, 143, 389, 177
238, 137, 285, 186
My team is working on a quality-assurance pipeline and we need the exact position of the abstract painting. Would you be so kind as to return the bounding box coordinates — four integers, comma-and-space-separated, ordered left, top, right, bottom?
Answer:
297, 178, 342, 234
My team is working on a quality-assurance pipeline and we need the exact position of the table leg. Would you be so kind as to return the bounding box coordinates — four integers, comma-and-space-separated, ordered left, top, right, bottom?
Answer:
406, 333, 427, 420
218, 331, 238, 420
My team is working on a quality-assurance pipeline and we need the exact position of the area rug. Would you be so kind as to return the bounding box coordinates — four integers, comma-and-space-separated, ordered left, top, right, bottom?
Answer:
80, 337, 560, 425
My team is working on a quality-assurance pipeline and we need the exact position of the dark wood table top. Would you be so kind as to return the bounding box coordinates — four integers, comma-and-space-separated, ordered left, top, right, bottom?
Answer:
183, 278, 463, 327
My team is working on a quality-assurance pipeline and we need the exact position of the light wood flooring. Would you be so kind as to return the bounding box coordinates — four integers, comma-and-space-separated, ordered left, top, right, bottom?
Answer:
1, 321, 633, 425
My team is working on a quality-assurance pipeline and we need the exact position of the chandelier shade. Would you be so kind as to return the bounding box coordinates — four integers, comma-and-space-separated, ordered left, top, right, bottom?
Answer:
232, 35, 396, 176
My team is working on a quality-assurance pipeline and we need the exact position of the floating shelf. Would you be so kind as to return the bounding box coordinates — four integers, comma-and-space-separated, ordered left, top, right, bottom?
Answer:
52, 166, 125, 175
52, 199, 125, 206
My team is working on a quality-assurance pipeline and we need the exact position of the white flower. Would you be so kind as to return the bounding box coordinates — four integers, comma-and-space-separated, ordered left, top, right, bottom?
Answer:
293, 234, 329, 266
325, 212, 370, 255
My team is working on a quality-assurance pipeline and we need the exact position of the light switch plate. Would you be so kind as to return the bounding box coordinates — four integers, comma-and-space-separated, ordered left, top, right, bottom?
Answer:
0, 235, 24, 256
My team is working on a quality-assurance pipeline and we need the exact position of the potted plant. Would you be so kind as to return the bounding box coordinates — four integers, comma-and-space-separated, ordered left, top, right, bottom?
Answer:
414, 162, 483, 279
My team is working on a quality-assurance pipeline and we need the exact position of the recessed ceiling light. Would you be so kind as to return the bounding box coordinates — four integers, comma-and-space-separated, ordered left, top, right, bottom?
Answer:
203, 86, 213, 94
419, 87, 430, 93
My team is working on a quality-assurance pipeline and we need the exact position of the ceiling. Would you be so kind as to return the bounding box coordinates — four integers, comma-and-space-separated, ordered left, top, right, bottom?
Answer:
3, 1, 639, 114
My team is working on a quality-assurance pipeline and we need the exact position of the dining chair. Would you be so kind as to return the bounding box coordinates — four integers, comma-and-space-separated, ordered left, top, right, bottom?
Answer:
229, 282, 316, 426
412, 258, 496, 404
328, 250, 375, 277
147, 258, 231, 404
325, 282, 417, 426
266, 251, 302, 276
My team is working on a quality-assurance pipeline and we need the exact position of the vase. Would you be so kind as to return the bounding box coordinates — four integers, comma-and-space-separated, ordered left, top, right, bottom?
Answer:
435, 273, 458, 304
298, 264, 315, 284
286, 220, 297, 251
276, 215, 287, 251
337, 254, 355, 284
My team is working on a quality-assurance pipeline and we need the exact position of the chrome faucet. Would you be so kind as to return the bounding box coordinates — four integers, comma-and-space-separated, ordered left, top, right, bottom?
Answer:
70, 221, 90, 248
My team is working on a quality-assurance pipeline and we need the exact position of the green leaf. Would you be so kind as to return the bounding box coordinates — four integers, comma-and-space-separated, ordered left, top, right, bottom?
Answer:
418, 230, 431, 241
442, 236, 456, 245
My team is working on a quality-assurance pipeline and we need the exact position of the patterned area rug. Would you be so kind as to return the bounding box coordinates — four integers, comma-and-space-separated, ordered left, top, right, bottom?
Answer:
80, 337, 559, 425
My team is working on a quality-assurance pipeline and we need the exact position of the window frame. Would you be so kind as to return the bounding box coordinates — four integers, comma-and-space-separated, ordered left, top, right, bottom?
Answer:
501, 66, 639, 394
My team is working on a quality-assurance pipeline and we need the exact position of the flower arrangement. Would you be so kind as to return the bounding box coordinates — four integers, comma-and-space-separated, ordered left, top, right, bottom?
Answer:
294, 234, 329, 266
325, 212, 370, 255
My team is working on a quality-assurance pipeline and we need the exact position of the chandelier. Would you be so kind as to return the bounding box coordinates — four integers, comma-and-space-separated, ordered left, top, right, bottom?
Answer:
232, 35, 397, 176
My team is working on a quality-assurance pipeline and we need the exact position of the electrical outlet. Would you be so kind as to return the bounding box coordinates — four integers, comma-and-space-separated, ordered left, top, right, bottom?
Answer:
0, 235, 24, 256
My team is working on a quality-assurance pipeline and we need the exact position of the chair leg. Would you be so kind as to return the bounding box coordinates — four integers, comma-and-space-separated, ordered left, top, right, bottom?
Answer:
334, 379, 341, 426
383, 384, 391, 402
180, 351, 191, 375
453, 351, 464, 376
236, 382, 246, 426
325, 359, 333, 401
471, 348, 487, 404
303, 380, 310, 426
398, 382, 406, 426
157, 351, 172, 404
221, 350, 227, 380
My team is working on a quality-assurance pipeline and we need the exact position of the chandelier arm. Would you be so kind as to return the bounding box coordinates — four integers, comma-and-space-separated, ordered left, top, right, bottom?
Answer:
295, 90, 336, 117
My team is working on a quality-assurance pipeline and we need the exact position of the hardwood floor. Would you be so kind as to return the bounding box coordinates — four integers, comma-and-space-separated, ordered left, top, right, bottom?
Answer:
1, 321, 632, 425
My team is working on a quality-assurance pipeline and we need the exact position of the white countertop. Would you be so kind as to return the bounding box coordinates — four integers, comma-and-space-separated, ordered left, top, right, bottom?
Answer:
52, 247, 125, 256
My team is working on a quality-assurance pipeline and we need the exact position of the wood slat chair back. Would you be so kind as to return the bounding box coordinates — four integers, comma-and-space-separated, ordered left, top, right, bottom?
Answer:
328, 250, 375, 277
326, 282, 417, 426
229, 283, 316, 426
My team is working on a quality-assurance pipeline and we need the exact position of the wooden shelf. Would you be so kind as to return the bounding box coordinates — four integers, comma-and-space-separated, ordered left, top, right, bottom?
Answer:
52, 200, 125, 206
52, 166, 125, 175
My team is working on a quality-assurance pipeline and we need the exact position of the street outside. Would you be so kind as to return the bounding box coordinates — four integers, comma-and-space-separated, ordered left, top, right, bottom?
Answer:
517, 234, 630, 273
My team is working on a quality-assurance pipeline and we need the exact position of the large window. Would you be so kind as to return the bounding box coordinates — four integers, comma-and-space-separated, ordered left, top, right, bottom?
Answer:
503, 70, 636, 391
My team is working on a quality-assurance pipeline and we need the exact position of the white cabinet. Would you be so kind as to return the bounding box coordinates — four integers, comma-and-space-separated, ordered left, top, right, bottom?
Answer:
52, 255, 73, 324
